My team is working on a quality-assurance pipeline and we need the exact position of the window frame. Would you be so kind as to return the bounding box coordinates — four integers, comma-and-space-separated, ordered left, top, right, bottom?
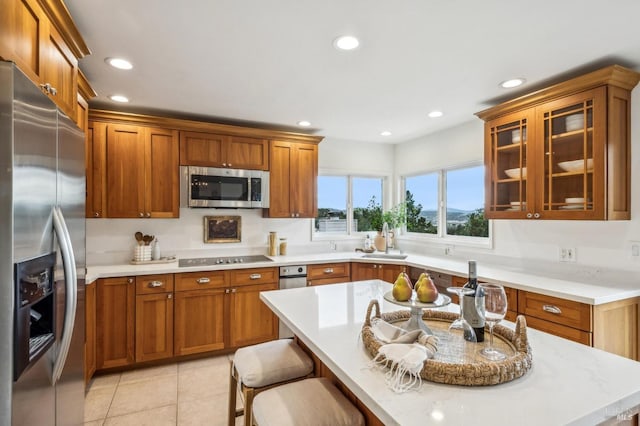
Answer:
400, 162, 493, 249
312, 172, 389, 241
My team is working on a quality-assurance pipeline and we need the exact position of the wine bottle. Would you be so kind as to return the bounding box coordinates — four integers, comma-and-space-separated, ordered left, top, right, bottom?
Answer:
462, 260, 485, 342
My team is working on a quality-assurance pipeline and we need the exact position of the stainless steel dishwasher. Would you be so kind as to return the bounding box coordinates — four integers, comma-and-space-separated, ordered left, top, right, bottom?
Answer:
278, 265, 307, 338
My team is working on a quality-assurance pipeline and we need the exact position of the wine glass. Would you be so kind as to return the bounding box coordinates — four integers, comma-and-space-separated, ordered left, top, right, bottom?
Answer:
446, 287, 477, 363
475, 283, 508, 361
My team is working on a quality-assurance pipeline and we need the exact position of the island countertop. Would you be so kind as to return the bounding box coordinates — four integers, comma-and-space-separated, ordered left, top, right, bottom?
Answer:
260, 280, 640, 425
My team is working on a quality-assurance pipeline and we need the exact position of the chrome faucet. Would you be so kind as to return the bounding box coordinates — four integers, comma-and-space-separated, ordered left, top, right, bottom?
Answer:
382, 222, 390, 253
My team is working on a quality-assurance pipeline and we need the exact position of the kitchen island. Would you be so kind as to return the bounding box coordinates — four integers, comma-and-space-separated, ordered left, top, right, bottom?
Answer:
260, 280, 640, 425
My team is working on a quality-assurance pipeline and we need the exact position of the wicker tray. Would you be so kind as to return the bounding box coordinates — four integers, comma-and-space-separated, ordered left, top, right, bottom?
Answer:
361, 300, 533, 386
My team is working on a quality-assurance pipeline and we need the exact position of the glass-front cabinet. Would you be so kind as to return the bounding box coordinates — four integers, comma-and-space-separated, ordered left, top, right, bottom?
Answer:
479, 65, 639, 221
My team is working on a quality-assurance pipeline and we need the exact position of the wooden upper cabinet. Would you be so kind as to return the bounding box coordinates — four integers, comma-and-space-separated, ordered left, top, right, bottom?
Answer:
180, 131, 269, 170
89, 121, 179, 219
264, 140, 318, 218
477, 65, 640, 220
0, 0, 89, 119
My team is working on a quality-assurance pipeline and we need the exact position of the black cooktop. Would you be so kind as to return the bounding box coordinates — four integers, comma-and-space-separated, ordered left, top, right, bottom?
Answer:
178, 254, 273, 267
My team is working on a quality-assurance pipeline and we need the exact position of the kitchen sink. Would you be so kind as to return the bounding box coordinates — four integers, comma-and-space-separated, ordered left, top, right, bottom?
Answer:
361, 253, 408, 260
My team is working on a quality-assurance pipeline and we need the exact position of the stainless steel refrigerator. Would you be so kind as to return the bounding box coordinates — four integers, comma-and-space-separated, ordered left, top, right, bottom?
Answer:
0, 61, 85, 425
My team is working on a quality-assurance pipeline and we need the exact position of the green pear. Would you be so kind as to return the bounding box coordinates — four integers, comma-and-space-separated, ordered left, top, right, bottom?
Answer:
414, 272, 428, 292
416, 274, 438, 303
392, 272, 413, 302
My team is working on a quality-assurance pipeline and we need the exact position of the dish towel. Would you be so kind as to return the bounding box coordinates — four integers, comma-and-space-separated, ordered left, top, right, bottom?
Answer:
369, 318, 438, 393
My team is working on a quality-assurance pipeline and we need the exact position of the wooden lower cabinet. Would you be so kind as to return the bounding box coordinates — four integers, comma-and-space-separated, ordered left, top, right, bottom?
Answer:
96, 276, 135, 369
228, 282, 278, 347
351, 262, 405, 282
135, 274, 175, 362
84, 281, 96, 384
174, 288, 226, 356
307, 262, 350, 286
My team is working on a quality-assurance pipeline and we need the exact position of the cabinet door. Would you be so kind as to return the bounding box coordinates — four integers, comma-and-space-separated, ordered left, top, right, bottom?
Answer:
378, 264, 404, 283
351, 263, 378, 281
42, 22, 77, 119
228, 283, 278, 348
145, 127, 179, 218
224, 136, 269, 170
86, 121, 106, 218
174, 289, 226, 356
84, 281, 96, 384
96, 277, 135, 369
484, 110, 535, 219
291, 143, 318, 218
135, 293, 174, 362
0, 0, 47, 85
265, 140, 293, 217
536, 88, 605, 219
179, 131, 225, 166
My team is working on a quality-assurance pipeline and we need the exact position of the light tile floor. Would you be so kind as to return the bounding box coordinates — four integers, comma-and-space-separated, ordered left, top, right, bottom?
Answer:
84, 354, 244, 426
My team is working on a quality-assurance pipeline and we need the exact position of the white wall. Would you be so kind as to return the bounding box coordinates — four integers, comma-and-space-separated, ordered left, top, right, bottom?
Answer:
86, 137, 394, 264
393, 87, 640, 272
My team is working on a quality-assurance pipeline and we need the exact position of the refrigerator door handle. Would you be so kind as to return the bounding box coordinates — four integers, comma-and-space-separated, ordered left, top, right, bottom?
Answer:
51, 206, 77, 385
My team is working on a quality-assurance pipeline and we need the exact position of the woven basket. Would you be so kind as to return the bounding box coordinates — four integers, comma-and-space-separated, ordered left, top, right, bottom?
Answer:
361, 300, 533, 386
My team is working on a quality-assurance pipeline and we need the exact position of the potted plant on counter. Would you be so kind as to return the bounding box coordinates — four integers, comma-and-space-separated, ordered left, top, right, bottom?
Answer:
363, 197, 406, 251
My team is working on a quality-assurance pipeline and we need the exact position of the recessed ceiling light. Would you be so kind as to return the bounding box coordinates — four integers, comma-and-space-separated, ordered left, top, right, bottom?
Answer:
109, 94, 129, 103
105, 57, 133, 70
380, 131, 392, 136
333, 35, 360, 51
428, 111, 443, 118
500, 78, 526, 88
297, 120, 311, 127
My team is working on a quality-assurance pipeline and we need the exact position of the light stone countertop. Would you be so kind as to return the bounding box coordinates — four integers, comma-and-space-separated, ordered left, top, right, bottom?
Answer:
85, 251, 640, 305
260, 280, 640, 426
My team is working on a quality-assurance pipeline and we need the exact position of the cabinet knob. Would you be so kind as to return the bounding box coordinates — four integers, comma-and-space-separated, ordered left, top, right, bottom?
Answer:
167, 294, 172, 299
228, 163, 232, 167
542, 304, 562, 314
526, 213, 533, 219
533, 212, 540, 219
373, 265, 377, 269
324, 268, 334, 274
291, 213, 295, 218
196, 277, 211, 284
127, 278, 133, 284
230, 288, 237, 293
148, 281, 163, 288
146, 212, 151, 217
139, 212, 144, 217
222, 163, 227, 167
249, 274, 262, 280
94, 212, 100, 217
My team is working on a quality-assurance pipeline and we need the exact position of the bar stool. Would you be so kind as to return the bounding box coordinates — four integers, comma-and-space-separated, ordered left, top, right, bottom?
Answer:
252, 377, 365, 426
228, 339, 314, 426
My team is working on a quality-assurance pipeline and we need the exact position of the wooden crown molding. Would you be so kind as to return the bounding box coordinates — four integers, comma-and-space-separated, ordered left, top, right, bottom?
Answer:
78, 69, 97, 100
40, 0, 91, 58
88, 109, 325, 144
475, 65, 640, 121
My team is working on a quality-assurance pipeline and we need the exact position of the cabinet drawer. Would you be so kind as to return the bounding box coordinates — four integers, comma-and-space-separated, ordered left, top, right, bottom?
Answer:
525, 315, 592, 346
309, 277, 351, 286
175, 271, 228, 291
136, 274, 174, 294
518, 291, 592, 332
307, 263, 350, 280
230, 267, 278, 286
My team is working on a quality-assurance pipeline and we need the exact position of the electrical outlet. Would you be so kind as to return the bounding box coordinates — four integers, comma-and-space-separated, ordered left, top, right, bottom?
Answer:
630, 241, 640, 259
444, 245, 454, 256
559, 247, 576, 262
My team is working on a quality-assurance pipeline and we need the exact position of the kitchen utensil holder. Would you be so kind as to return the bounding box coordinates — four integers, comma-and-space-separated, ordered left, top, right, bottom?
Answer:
133, 245, 152, 262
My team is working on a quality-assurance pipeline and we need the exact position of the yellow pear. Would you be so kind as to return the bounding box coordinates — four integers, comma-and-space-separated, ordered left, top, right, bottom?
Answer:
414, 272, 428, 292
416, 274, 439, 303
392, 272, 413, 302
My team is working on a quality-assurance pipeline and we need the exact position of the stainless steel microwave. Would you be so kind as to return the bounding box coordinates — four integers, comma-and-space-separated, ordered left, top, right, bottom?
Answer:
181, 166, 269, 208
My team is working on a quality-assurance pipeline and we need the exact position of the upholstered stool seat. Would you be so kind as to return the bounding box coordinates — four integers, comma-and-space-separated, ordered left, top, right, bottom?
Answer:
228, 339, 314, 426
252, 377, 365, 426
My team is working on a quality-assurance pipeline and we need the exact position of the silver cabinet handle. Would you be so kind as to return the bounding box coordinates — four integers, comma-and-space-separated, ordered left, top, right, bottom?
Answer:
231, 288, 237, 293
542, 304, 562, 314
148, 281, 163, 288
533, 212, 540, 219
324, 268, 334, 274
196, 277, 211, 284
526, 213, 533, 218
249, 273, 262, 280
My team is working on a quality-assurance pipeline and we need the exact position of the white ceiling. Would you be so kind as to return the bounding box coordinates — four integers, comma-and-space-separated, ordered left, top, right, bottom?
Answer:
65, 0, 640, 144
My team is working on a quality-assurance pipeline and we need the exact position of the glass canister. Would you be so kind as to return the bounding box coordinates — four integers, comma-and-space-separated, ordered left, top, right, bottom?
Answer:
279, 238, 287, 256
268, 232, 278, 256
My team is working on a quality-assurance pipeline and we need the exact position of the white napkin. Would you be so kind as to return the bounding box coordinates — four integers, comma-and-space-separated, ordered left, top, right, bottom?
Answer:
369, 319, 438, 393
